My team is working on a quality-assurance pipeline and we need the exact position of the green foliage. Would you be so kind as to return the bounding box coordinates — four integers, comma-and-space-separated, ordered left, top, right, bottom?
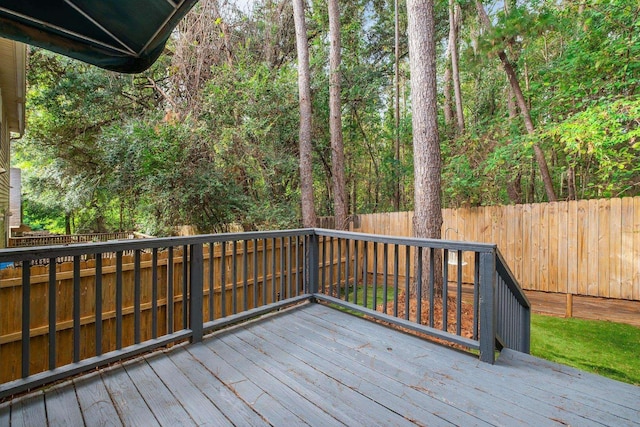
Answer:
13, 0, 640, 235
531, 314, 640, 385
542, 98, 640, 197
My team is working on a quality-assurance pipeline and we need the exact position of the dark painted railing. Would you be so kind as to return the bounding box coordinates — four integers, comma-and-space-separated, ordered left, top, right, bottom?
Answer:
8, 232, 135, 248
0, 228, 529, 399
312, 229, 530, 362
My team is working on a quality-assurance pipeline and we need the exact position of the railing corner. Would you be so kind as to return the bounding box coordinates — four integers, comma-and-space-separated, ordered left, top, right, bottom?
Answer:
189, 243, 204, 343
479, 250, 496, 364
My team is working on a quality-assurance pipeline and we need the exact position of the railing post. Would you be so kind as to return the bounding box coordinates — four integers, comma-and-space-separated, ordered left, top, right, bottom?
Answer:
189, 243, 204, 343
479, 251, 496, 364
308, 232, 319, 294
521, 304, 531, 354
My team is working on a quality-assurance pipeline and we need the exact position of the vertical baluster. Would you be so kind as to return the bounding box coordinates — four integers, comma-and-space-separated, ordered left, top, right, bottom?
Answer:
363, 241, 368, 309
443, 249, 449, 332
278, 237, 284, 300
443, 249, 449, 330
393, 244, 399, 317
337, 239, 342, 299
295, 236, 300, 296
456, 250, 463, 336
95, 255, 103, 356
182, 245, 189, 329
253, 239, 259, 307
209, 243, 214, 321
372, 242, 378, 310
168, 247, 174, 333
329, 237, 335, 297
271, 238, 277, 303
382, 244, 388, 314
345, 239, 350, 301
404, 245, 410, 320
321, 236, 327, 294
262, 239, 267, 305
116, 251, 123, 349
73, 255, 81, 362
48, 258, 57, 370
22, 260, 31, 378
303, 235, 308, 294
473, 252, 480, 340
220, 242, 226, 318
152, 249, 158, 337
243, 240, 248, 312
232, 240, 238, 314
429, 248, 435, 328
353, 240, 359, 304
287, 236, 292, 299
416, 247, 423, 324
134, 250, 141, 344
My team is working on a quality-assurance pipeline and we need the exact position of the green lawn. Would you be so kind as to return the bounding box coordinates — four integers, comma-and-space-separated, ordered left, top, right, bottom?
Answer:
531, 314, 640, 386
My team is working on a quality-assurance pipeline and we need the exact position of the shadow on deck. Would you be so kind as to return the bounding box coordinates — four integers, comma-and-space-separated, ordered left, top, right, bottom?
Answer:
2, 302, 638, 426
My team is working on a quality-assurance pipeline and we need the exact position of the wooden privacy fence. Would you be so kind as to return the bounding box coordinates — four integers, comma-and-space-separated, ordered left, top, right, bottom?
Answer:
349, 197, 640, 301
0, 239, 303, 383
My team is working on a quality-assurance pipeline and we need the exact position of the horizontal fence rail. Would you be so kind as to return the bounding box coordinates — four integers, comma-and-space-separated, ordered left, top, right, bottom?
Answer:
0, 228, 530, 399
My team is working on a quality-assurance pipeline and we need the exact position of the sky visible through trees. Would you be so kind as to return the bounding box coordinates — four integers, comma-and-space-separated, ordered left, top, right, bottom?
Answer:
12, 0, 640, 236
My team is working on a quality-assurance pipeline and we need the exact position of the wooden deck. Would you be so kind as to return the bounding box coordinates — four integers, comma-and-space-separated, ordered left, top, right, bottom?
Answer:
1, 302, 639, 426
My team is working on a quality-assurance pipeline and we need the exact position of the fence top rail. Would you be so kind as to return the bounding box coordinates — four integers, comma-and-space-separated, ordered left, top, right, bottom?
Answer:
314, 228, 498, 252
0, 229, 315, 262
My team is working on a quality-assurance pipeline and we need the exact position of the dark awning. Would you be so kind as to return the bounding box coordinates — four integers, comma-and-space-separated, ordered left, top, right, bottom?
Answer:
0, 0, 199, 73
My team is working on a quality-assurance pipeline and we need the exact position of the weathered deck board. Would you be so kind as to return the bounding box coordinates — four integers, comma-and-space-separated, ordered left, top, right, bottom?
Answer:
300, 305, 622, 426
101, 365, 160, 426
165, 348, 269, 427
276, 308, 546, 426
2, 302, 639, 426
44, 383, 84, 426
241, 322, 461, 426
8, 392, 46, 427
73, 373, 122, 427
187, 343, 307, 426
219, 328, 425, 427
146, 350, 233, 427
123, 357, 195, 426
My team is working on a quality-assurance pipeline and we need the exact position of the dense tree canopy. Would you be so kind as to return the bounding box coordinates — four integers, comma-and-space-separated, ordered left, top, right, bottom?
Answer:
12, 0, 639, 235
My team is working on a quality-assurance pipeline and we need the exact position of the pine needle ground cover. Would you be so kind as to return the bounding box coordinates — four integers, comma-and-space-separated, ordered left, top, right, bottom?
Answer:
531, 314, 640, 386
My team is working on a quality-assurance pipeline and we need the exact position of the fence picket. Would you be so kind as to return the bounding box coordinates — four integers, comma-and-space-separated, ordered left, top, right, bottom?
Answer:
345, 197, 640, 302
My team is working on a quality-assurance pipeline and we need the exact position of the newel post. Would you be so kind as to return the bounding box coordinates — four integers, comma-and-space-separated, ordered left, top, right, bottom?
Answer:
308, 232, 319, 294
189, 243, 204, 343
479, 250, 496, 363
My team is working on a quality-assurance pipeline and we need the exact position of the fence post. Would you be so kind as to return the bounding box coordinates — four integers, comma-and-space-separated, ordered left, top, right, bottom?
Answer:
479, 251, 496, 363
189, 243, 204, 343
308, 232, 319, 294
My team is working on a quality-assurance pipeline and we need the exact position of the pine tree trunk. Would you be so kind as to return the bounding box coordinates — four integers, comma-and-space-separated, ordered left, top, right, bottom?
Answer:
292, 0, 317, 228
394, 0, 402, 211
475, 0, 557, 202
407, 0, 443, 296
328, 0, 348, 229
449, 0, 465, 134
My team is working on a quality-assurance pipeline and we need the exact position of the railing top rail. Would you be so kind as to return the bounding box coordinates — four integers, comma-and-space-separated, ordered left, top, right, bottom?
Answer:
0, 229, 315, 262
11, 232, 131, 239
314, 228, 498, 252
496, 249, 531, 308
